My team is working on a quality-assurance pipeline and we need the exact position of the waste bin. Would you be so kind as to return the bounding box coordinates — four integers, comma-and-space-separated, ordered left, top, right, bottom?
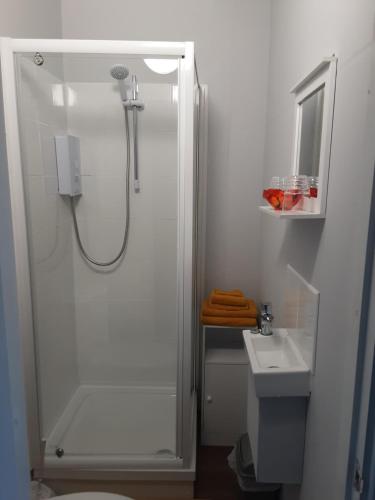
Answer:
228, 434, 280, 493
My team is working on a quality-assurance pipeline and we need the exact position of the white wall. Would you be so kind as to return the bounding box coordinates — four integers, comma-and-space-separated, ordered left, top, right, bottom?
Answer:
260, 1, 375, 499
0, 0, 62, 492
0, 0, 61, 38
60, 0, 271, 301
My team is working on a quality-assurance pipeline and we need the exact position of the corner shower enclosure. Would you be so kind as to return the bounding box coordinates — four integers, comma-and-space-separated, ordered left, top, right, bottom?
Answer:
0, 38, 205, 479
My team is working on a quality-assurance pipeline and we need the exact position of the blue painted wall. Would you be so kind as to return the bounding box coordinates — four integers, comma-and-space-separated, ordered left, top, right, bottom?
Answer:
0, 271, 30, 500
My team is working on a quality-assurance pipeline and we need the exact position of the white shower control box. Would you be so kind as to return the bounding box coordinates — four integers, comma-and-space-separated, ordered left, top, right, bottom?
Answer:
55, 135, 82, 196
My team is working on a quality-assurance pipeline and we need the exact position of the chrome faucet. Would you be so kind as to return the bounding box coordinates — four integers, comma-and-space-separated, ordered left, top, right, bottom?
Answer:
260, 302, 274, 336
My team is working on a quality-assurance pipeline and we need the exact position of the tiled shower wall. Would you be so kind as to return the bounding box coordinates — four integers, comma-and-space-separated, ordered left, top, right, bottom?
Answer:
18, 57, 181, 431
66, 80, 179, 387
17, 55, 79, 437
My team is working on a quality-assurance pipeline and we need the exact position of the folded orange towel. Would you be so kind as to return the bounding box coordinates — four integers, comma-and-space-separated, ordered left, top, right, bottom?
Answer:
213, 288, 244, 297
210, 291, 247, 307
202, 300, 257, 318
207, 300, 250, 311
201, 315, 258, 327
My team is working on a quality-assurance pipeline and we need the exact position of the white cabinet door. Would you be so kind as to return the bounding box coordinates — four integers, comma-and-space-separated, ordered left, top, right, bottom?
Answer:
202, 363, 248, 446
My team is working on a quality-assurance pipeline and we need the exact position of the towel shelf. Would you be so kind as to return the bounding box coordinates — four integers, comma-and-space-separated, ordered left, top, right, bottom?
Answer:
259, 206, 325, 219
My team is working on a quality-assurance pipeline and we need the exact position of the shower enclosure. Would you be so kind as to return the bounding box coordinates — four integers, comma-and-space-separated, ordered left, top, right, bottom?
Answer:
0, 38, 205, 480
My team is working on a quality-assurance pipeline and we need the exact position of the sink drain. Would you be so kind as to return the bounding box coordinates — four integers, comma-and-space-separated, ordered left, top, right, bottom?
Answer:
267, 365, 280, 368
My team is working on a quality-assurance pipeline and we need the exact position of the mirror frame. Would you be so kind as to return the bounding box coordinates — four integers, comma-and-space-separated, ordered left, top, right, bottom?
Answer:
291, 56, 337, 216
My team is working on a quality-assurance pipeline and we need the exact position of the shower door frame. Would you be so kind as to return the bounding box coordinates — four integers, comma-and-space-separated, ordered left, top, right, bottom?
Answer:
0, 37, 195, 473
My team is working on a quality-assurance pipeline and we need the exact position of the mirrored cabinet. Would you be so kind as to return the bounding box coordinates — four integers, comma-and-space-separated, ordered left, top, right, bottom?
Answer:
260, 56, 337, 219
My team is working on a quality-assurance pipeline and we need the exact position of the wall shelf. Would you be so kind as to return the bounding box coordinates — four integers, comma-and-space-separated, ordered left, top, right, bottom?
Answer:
259, 206, 325, 219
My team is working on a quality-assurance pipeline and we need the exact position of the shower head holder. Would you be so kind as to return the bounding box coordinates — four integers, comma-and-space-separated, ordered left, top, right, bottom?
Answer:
123, 99, 145, 110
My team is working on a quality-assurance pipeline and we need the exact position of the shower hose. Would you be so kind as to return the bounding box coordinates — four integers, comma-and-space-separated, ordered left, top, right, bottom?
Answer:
70, 106, 131, 267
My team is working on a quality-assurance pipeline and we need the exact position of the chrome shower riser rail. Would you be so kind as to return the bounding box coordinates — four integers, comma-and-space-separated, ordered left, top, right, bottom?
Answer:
123, 97, 144, 193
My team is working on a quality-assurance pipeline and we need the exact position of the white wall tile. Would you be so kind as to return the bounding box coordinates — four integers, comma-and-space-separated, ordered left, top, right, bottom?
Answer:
17, 56, 80, 437
282, 265, 319, 373
68, 78, 179, 386
107, 300, 155, 342
139, 132, 178, 181
18, 119, 43, 175
24, 176, 59, 263
152, 176, 178, 220
39, 122, 59, 177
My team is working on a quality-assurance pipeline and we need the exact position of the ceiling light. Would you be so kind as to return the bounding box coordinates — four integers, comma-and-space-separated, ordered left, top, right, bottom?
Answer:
144, 58, 178, 75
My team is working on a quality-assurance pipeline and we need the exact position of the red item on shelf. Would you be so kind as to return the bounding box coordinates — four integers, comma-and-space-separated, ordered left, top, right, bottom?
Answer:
263, 188, 284, 210
283, 191, 303, 210
310, 187, 318, 198
263, 188, 303, 211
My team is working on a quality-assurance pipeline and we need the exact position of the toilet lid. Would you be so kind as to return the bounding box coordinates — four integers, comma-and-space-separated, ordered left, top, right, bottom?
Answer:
55, 493, 134, 500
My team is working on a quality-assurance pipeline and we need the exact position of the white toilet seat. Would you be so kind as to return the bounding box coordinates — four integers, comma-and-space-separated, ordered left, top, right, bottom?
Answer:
54, 493, 134, 500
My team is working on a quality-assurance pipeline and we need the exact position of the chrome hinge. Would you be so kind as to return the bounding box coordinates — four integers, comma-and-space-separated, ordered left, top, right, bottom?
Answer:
354, 459, 364, 494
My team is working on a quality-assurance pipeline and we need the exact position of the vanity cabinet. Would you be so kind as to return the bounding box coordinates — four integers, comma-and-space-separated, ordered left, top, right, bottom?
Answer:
243, 327, 312, 484
200, 326, 248, 446
246, 365, 308, 484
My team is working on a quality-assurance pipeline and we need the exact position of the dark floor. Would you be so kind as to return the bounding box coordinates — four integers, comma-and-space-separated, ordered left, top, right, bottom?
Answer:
194, 446, 280, 500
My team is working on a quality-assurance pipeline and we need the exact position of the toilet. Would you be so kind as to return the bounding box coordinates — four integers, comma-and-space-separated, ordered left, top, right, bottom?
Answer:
54, 494, 134, 500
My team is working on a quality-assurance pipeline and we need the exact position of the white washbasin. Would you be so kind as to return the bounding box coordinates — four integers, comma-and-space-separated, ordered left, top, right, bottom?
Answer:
243, 328, 310, 397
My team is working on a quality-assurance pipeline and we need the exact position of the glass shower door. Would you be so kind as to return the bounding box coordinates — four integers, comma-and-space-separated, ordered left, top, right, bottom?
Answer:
14, 49, 183, 466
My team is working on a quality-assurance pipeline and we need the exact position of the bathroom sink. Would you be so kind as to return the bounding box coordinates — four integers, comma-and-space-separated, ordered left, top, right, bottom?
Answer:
243, 329, 310, 397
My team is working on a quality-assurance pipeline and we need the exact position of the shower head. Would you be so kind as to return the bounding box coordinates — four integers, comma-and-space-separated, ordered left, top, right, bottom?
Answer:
110, 64, 130, 102
110, 64, 129, 80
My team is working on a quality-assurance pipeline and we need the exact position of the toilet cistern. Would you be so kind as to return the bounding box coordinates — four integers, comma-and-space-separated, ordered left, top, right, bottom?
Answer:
260, 302, 273, 336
